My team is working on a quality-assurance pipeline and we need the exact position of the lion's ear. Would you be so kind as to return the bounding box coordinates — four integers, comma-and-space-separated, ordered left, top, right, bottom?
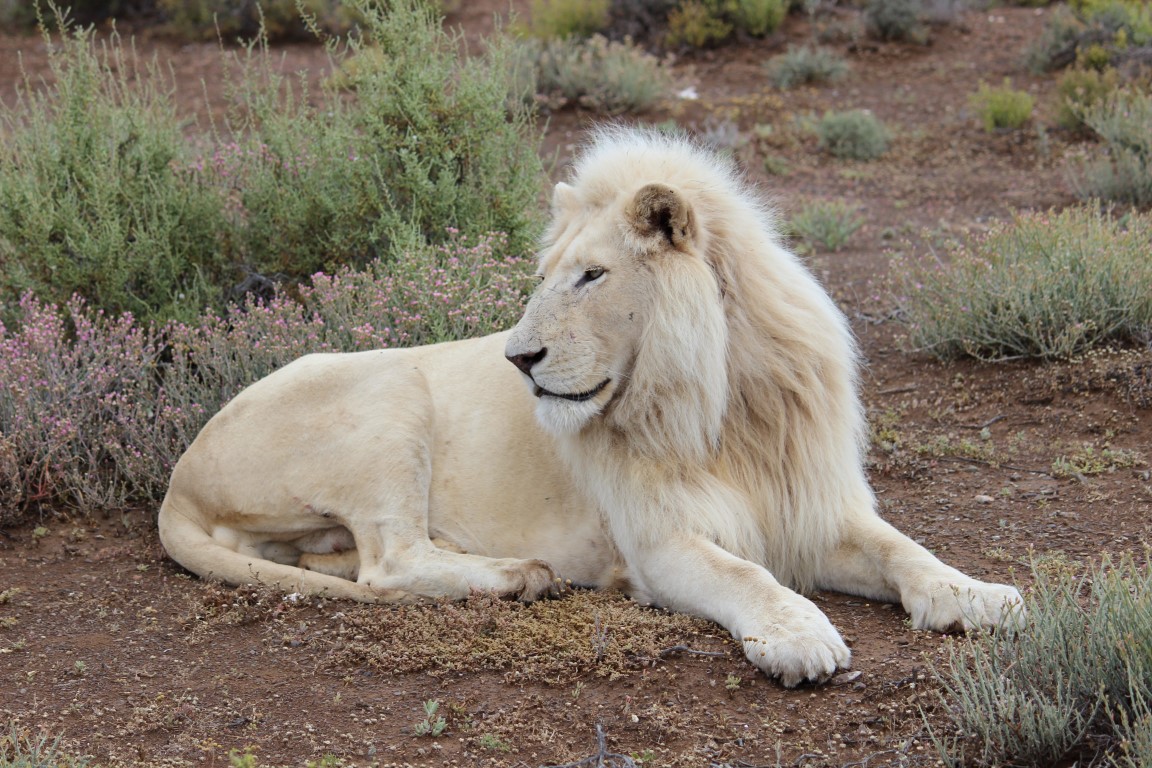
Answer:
626, 182, 696, 251
552, 181, 578, 213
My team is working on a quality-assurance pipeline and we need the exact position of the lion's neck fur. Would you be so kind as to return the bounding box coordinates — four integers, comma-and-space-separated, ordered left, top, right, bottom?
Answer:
558, 128, 875, 592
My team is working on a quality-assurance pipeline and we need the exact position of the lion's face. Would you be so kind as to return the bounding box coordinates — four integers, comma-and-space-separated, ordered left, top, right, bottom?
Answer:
505, 183, 649, 435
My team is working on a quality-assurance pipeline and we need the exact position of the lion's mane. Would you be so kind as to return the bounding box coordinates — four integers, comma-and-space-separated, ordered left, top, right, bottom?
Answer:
554, 128, 873, 593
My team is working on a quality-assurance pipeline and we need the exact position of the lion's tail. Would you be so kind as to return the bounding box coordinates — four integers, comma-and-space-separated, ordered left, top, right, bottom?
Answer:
157, 493, 417, 604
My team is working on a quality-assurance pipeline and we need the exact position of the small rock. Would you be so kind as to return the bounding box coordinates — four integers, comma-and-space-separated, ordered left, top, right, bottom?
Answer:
974, 494, 994, 504
831, 671, 863, 686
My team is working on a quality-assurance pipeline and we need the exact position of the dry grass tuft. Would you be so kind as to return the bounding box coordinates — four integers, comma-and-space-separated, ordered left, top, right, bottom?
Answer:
323, 589, 723, 684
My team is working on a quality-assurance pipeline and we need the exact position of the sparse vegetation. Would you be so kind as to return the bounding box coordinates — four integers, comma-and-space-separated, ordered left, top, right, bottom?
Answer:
789, 198, 864, 252
765, 45, 849, 89
1027, 0, 1152, 71
413, 700, 448, 737
526, 0, 610, 39
969, 79, 1034, 131
816, 109, 890, 160
527, 35, 669, 114
1071, 89, 1152, 205
930, 551, 1152, 767
865, 0, 926, 42
893, 207, 1152, 360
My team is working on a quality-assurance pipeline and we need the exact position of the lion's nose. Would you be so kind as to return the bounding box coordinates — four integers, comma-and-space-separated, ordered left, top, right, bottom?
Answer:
506, 347, 547, 376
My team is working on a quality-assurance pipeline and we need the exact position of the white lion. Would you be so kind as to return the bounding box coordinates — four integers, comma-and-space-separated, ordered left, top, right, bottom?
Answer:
159, 127, 1022, 686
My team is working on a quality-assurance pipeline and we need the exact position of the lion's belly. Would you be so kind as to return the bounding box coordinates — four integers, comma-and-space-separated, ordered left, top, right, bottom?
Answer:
413, 333, 622, 588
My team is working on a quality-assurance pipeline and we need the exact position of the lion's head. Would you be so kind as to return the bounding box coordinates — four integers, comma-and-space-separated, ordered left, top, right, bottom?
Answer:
505, 130, 742, 461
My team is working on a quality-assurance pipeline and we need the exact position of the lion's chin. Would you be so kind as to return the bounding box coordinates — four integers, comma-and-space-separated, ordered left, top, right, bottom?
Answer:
533, 387, 610, 435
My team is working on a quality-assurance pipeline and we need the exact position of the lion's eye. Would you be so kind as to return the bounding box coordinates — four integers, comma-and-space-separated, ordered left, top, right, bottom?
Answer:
577, 267, 605, 288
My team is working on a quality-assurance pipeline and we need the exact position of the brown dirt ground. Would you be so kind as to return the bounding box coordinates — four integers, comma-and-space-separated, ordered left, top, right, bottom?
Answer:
2, 4, 1151, 767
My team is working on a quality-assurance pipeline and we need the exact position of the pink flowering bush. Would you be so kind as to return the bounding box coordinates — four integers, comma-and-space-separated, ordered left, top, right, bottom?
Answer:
0, 232, 532, 518
891, 207, 1152, 360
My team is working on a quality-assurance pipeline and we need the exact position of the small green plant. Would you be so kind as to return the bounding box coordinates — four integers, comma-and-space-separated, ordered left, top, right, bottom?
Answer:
928, 551, 1152, 767
478, 733, 511, 752
227, 746, 260, 768
816, 109, 889, 160
0, 723, 89, 767
969, 79, 1034, 132
865, 0, 926, 42
725, 673, 742, 691
414, 700, 448, 737
1051, 445, 1141, 478
1071, 89, 1152, 205
892, 206, 1152, 360
72, 660, 87, 675
527, 35, 669, 114
765, 45, 849, 89
789, 199, 864, 252
527, 0, 610, 38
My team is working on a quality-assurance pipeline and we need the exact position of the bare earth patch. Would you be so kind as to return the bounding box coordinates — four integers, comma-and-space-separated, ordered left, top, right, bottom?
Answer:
1, 3, 1150, 766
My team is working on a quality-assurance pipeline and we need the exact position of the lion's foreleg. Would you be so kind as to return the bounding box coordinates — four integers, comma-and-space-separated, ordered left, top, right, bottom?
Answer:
625, 532, 851, 688
817, 514, 1024, 632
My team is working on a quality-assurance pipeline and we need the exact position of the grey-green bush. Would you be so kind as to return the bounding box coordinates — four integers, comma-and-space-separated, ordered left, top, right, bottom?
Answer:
789, 199, 863, 252
765, 45, 849, 89
1071, 89, 1152, 205
865, 0, 926, 42
892, 207, 1152, 360
816, 109, 889, 160
930, 551, 1152, 767
527, 34, 669, 114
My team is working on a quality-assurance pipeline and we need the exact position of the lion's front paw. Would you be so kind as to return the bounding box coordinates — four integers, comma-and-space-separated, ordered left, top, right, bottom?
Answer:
741, 601, 851, 688
905, 579, 1024, 633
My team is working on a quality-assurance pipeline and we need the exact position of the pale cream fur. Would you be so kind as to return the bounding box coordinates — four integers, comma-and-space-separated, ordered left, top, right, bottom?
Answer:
159, 127, 1023, 686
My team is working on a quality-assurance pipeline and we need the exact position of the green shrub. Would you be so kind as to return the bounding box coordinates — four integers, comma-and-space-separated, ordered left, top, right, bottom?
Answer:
213, 0, 545, 282
765, 45, 849, 89
666, 0, 733, 47
1071, 89, 1152, 205
929, 551, 1152, 767
528, 35, 669, 114
729, 0, 787, 36
892, 207, 1152, 360
0, 22, 231, 325
665, 0, 786, 47
157, 0, 360, 42
789, 199, 864, 252
527, 0, 610, 39
1055, 66, 1122, 129
816, 109, 889, 160
969, 79, 1034, 132
865, 0, 925, 43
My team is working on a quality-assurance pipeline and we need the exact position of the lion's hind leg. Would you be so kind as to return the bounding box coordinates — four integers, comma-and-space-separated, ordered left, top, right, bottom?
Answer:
817, 513, 1025, 632
338, 421, 557, 602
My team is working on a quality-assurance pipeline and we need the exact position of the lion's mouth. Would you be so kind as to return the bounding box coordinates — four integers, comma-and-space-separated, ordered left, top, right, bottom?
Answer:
534, 378, 611, 402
